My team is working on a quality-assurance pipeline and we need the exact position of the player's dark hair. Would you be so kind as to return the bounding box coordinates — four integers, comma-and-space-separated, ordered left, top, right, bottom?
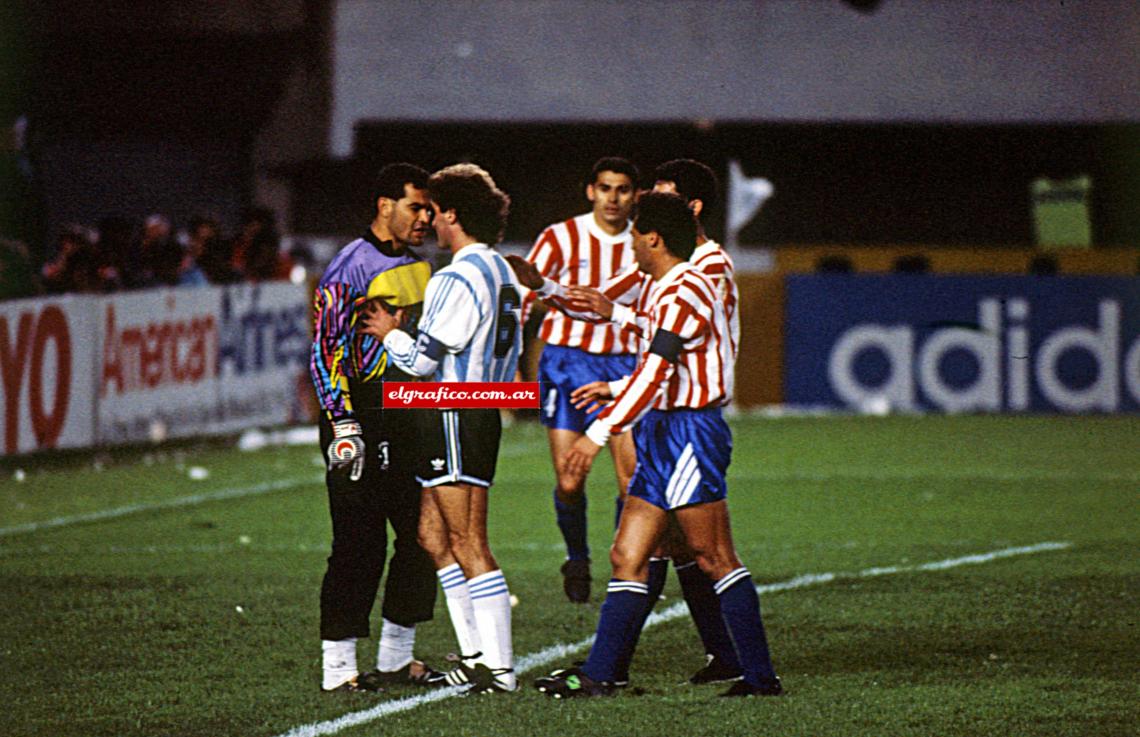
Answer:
372, 163, 430, 204
653, 159, 718, 224
589, 156, 640, 188
634, 191, 697, 261
428, 163, 511, 245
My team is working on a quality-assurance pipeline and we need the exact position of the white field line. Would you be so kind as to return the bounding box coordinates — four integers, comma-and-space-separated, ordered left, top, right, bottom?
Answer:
273, 540, 1071, 737
4, 449, 1126, 539
0, 476, 321, 538
0, 441, 543, 540
0, 438, 548, 541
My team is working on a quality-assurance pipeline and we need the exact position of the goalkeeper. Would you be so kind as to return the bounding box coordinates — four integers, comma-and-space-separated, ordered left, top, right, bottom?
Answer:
309, 163, 444, 692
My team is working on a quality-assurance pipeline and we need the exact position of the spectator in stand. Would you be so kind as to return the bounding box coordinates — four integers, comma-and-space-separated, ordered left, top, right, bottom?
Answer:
176, 247, 210, 286
146, 220, 207, 288
42, 224, 100, 294
231, 206, 293, 281
187, 214, 240, 284
41, 225, 83, 292
94, 215, 133, 292
131, 213, 176, 288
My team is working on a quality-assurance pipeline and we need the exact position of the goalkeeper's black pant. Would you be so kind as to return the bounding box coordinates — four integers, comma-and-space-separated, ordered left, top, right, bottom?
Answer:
318, 406, 437, 641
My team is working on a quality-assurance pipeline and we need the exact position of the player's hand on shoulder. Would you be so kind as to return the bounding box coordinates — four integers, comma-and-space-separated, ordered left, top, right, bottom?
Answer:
505, 254, 543, 289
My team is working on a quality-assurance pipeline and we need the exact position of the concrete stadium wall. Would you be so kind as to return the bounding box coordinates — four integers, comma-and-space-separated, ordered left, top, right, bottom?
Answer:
330, 0, 1140, 156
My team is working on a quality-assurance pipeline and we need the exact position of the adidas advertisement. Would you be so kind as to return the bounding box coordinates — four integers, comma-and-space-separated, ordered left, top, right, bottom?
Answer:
784, 275, 1140, 414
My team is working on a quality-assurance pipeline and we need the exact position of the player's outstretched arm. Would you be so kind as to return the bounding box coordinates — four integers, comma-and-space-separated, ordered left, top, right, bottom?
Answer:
565, 286, 614, 319
507, 254, 610, 324
505, 254, 544, 290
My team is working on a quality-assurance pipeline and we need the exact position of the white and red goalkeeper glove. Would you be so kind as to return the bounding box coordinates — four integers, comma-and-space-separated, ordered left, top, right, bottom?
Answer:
327, 419, 365, 481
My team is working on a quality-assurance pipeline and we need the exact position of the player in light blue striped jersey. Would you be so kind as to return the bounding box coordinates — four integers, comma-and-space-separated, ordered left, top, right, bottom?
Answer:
362, 163, 522, 693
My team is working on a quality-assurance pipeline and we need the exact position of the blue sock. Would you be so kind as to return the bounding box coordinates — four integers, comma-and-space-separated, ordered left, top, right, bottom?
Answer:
715, 568, 777, 685
613, 495, 625, 530
676, 561, 741, 671
612, 558, 668, 682
582, 579, 649, 683
554, 488, 589, 561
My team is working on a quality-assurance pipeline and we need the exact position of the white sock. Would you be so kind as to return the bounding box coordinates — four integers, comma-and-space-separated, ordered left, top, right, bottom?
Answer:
321, 638, 358, 690
376, 618, 416, 672
468, 569, 515, 690
438, 563, 481, 656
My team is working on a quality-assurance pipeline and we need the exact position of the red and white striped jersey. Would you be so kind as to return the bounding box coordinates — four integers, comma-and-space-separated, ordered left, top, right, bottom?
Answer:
523, 212, 639, 354
585, 262, 734, 444
532, 259, 650, 334
600, 266, 653, 339
589, 240, 740, 356
691, 240, 740, 355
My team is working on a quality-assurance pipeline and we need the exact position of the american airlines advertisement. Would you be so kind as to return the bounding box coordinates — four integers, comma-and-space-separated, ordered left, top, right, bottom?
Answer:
1, 282, 312, 455
97, 289, 220, 444
784, 275, 1140, 414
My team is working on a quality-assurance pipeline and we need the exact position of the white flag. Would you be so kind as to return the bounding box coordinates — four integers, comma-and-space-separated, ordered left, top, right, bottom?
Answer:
726, 159, 774, 249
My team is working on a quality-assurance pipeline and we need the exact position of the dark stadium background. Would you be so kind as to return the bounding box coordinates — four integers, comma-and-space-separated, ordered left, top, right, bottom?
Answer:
4, 0, 1138, 261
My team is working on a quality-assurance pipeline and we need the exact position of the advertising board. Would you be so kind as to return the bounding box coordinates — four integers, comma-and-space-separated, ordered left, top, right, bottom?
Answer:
784, 275, 1140, 413
0, 296, 97, 453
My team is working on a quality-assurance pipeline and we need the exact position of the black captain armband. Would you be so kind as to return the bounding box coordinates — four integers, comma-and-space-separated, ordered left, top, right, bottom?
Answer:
649, 329, 684, 363
415, 332, 448, 361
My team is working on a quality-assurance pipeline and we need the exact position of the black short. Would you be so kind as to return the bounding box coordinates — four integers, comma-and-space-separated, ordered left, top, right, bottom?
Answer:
414, 408, 502, 488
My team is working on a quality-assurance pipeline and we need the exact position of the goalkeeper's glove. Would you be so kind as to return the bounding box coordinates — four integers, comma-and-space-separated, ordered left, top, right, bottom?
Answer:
327, 419, 365, 481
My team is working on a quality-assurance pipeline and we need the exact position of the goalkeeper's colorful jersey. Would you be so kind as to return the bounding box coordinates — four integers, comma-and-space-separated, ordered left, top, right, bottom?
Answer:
309, 230, 431, 421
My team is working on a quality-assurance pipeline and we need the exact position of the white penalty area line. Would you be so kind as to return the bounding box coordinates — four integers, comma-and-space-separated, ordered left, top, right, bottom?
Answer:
274, 540, 1072, 737
0, 476, 322, 538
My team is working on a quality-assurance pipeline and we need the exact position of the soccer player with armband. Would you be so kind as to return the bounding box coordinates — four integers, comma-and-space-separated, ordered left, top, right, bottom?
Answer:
533, 192, 782, 698
509, 160, 745, 687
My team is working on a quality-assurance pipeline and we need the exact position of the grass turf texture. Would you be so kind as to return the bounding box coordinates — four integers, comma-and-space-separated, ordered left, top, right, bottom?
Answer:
1, 415, 1136, 737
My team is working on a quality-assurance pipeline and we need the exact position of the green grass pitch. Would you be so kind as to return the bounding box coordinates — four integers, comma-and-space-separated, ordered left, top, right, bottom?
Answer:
1, 414, 1137, 737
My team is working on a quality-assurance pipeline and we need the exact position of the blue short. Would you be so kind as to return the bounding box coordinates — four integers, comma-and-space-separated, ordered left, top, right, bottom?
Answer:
627, 407, 732, 510
538, 345, 637, 432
